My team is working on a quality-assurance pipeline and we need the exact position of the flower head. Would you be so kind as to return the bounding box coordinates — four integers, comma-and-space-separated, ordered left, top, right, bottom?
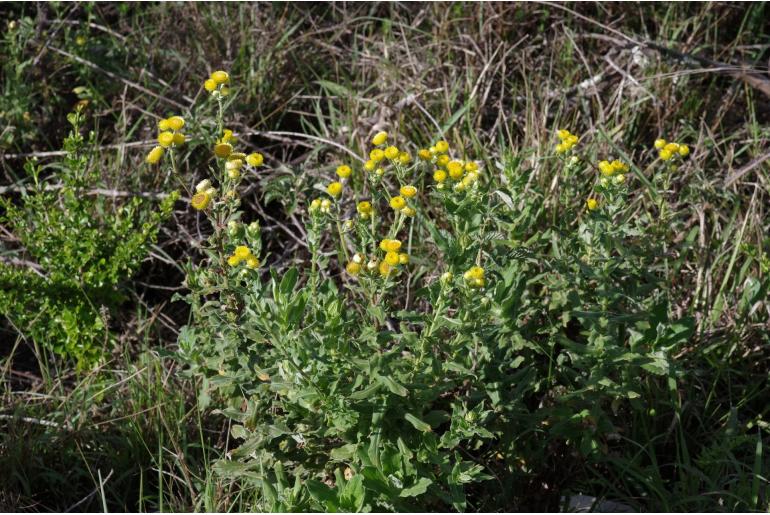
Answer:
389, 196, 406, 210
336, 164, 352, 178
158, 131, 175, 148
146, 146, 164, 164
247, 153, 264, 167
379, 239, 402, 252
191, 191, 212, 210
370, 149, 385, 162
384, 146, 400, 160
398, 152, 412, 165
435, 140, 449, 153
463, 266, 485, 288
586, 198, 599, 211
327, 181, 343, 198
346, 261, 362, 276
211, 70, 229, 85
385, 251, 400, 266
372, 131, 388, 146
446, 160, 464, 180
433, 169, 447, 183
400, 185, 417, 198
418, 148, 432, 161
357, 201, 372, 218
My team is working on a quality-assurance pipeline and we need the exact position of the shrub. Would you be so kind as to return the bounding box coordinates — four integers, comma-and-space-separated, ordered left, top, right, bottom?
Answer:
174, 70, 697, 511
0, 108, 177, 368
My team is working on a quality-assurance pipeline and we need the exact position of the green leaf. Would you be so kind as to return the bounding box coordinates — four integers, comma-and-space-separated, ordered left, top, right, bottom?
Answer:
377, 375, 408, 397
399, 477, 432, 498
405, 413, 432, 433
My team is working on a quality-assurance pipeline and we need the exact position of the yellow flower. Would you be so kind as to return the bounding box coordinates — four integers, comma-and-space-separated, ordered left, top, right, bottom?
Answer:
401, 206, 416, 217
384, 146, 400, 160
234, 246, 251, 259
320, 199, 331, 212
435, 140, 449, 153
436, 155, 450, 167
418, 148, 432, 161
309, 198, 322, 212
664, 142, 679, 153
389, 196, 406, 210
227, 255, 241, 267
555, 143, 567, 154
204, 79, 217, 92
611, 160, 628, 173
191, 191, 211, 210
158, 131, 175, 148
654, 138, 666, 149
465, 161, 479, 172
398, 253, 409, 265
172, 133, 186, 146
379, 261, 393, 277
214, 143, 233, 158
658, 149, 672, 161
463, 266, 485, 288
370, 149, 385, 162
220, 87, 230, 97
245, 256, 260, 269
678, 144, 690, 157
167, 116, 185, 131
614, 174, 626, 184
357, 201, 372, 217
246, 153, 264, 167
327, 181, 343, 198
158, 119, 171, 131
598, 160, 613, 176
385, 251, 400, 266
211, 70, 230, 85
372, 131, 388, 146
565, 134, 578, 146
346, 261, 362, 276
336, 164, 352, 178
398, 152, 412, 165
364, 160, 376, 172
145, 146, 164, 164
557, 129, 570, 140
586, 198, 598, 211
379, 239, 402, 252
447, 160, 464, 179
227, 168, 240, 180
433, 169, 447, 183
220, 129, 235, 143
400, 185, 417, 198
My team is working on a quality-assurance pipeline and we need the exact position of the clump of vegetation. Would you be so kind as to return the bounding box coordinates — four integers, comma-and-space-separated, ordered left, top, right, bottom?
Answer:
1, 3, 769, 512
0, 108, 177, 367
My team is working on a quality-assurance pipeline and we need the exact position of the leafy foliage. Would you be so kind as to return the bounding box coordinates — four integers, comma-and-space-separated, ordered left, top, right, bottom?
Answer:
0, 109, 178, 367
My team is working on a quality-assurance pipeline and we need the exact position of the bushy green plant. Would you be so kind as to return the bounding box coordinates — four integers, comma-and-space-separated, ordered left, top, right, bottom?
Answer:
0, 108, 177, 367
173, 71, 699, 511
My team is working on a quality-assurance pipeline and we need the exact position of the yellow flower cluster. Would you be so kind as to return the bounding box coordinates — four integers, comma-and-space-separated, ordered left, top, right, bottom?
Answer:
555, 129, 579, 154
654, 139, 689, 161
309, 198, 332, 214
226, 245, 259, 269
388, 185, 417, 217
357, 200, 373, 219
463, 266, 485, 288
345, 241, 409, 278
203, 70, 230, 98
363, 131, 412, 173
212, 129, 263, 180
420, 139, 480, 192
190, 179, 218, 211
146, 115, 186, 164
598, 159, 629, 177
